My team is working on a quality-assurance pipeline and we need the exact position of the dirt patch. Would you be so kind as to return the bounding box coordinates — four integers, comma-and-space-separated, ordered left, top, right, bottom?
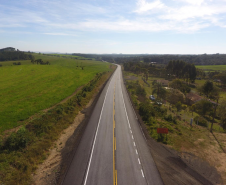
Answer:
125, 75, 138, 81
2, 125, 23, 139
32, 112, 85, 185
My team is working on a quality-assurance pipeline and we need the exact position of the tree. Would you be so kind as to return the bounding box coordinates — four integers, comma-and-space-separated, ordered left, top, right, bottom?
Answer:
175, 101, 182, 112
200, 80, 214, 98
169, 79, 191, 94
152, 80, 166, 100
194, 99, 213, 118
217, 100, 226, 130
167, 89, 185, 105
143, 58, 150, 63
209, 86, 220, 132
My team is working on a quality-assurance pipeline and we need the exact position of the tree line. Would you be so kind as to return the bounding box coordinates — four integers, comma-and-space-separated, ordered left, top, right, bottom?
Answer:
0, 51, 34, 61
123, 60, 197, 83
166, 60, 197, 83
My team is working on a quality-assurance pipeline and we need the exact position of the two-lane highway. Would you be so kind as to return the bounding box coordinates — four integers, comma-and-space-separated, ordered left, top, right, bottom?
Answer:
62, 65, 163, 185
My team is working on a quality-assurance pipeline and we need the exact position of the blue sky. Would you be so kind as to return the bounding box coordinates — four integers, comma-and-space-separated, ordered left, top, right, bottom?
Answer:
1, 0, 226, 54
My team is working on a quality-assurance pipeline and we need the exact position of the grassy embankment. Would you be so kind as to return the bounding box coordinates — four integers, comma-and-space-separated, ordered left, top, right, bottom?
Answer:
0, 53, 110, 133
123, 70, 226, 183
0, 54, 116, 185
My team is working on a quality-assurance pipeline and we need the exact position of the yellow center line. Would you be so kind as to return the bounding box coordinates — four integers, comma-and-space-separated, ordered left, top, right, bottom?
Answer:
113, 83, 117, 185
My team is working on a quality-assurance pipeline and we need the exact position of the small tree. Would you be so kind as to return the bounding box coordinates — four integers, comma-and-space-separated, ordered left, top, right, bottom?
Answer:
200, 80, 214, 98
218, 100, 226, 130
175, 101, 182, 112
152, 80, 166, 100
194, 99, 213, 118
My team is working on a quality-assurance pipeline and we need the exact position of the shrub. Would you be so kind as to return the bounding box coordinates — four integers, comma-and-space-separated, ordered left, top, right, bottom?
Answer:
4, 126, 32, 151
194, 116, 208, 127
164, 114, 173, 122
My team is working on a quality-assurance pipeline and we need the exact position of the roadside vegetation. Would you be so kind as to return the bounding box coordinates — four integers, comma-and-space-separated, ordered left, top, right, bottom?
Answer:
123, 61, 226, 183
0, 53, 111, 133
0, 53, 115, 184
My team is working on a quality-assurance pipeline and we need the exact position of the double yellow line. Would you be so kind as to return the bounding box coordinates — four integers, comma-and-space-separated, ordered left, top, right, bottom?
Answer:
113, 83, 117, 185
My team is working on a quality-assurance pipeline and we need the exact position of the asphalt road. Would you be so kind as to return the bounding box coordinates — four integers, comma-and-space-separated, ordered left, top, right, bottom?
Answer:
62, 65, 163, 185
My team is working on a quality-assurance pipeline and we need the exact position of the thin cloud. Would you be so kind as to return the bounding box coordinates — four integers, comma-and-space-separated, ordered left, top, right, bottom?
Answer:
0, 0, 226, 34
43, 33, 77, 36
135, 0, 165, 13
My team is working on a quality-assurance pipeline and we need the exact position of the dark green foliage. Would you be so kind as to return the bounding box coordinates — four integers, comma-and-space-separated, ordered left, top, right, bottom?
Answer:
166, 60, 197, 82
152, 80, 167, 99
13, 62, 21, 65
139, 102, 156, 121
136, 84, 146, 96
217, 100, 226, 130
194, 116, 208, 127
214, 73, 226, 86
139, 101, 167, 122
201, 80, 214, 97
194, 99, 213, 117
56, 104, 64, 115
3, 127, 32, 151
0, 51, 34, 61
164, 114, 177, 124
32, 59, 50, 65
169, 79, 191, 94
175, 101, 182, 112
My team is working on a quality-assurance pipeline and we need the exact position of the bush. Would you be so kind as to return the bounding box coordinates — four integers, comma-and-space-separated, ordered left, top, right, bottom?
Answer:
4, 126, 32, 151
194, 116, 208, 127
164, 114, 173, 122
139, 102, 155, 121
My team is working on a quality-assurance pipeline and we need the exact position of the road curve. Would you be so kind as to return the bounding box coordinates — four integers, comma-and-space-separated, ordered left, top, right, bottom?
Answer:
62, 65, 163, 185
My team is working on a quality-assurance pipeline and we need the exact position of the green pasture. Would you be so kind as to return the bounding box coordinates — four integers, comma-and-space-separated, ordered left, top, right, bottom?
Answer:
196, 65, 226, 72
0, 54, 110, 133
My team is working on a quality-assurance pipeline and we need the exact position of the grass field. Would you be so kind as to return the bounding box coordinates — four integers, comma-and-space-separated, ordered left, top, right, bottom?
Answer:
0, 54, 111, 133
196, 65, 226, 71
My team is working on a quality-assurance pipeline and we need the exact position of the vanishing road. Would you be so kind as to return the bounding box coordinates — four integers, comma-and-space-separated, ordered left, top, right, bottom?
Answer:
62, 65, 163, 185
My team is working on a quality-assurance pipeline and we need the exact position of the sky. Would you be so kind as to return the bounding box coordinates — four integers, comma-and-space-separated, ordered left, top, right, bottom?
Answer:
0, 0, 226, 54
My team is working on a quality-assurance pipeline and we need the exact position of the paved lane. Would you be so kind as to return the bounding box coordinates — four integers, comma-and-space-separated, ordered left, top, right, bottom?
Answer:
62, 65, 163, 185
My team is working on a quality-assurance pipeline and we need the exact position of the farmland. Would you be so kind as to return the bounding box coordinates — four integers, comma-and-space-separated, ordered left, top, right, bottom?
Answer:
196, 65, 226, 71
0, 54, 111, 133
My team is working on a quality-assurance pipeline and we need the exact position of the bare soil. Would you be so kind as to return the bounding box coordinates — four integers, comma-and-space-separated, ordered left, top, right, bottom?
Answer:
32, 111, 85, 185
125, 75, 138, 81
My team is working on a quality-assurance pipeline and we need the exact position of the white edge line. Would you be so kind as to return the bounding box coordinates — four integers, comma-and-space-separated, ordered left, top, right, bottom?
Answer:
119, 68, 146, 179
83, 75, 113, 185
120, 69, 147, 143
141, 169, 144, 178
